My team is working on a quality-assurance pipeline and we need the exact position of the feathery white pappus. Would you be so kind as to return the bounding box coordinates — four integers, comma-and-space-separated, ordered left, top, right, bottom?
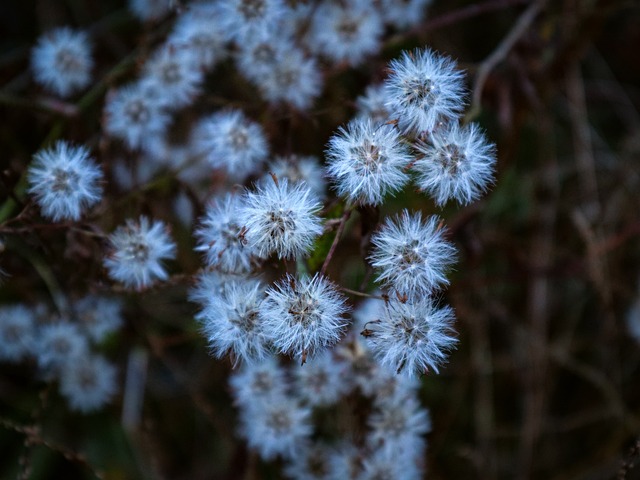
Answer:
27, 141, 103, 222
239, 178, 323, 260
325, 118, 412, 206
104, 216, 176, 290
369, 210, 456, 295
363, 297, 457, 378
414, 122, 497, 206
31, 27, 93, 97
259, 273, 349, 362
384, 48, 466, 134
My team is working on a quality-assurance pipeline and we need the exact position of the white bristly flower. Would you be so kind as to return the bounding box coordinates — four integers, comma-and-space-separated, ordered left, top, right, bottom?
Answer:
27, 141, 103, 222
414, 122, 496, 206
217, 0, 287, 43
36, 322, 89, 372
192, 110, 268, 181
256, 48, 322, 110
325, 118, 412, 206
239, 396, 312, 461
292, 350, 348, 407
260, 274, 349, 361
200, 278, 269, 365
0, 305, 36, 362
363, 297, 457, 377
128, 0, 174, 22
239, 178, 323, 260
308, 0, 383, 66
369, 210, 456, 295
104, 82, 171, 151
229, 357, 288, 410
59, 354, 117, 413
384, 48, 466, 134
169, 4, 227, 70
104, 216, 176, 290
31, 27, 92, 97
195, 193, 258, 273
140, 43, 204, 110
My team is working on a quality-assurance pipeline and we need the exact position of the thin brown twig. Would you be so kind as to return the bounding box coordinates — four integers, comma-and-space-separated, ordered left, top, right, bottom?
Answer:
320, 207, 353, 276
339, 286, 384, 299
466, 0, 547, 122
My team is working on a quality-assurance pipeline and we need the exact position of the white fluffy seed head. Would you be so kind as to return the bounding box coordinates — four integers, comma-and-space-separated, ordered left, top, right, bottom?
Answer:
31, 27, 93, 97
384, 48, 466, 134
325, 118, 412, 206
239, 178, 323, 260
59, 354, 117, 413
369, 210, 456, 295
104, 216, 176, 290
27, 141, 103, 222
199, 278, 270, 366
414, 122, 497, 206
363, 297, 457, 377
260, 273, 350, 361
104, 82, 171, 151
192, 109, 268, 181
195, 193, 258, 274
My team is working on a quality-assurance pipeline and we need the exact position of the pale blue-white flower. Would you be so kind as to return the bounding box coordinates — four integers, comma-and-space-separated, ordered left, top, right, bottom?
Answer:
414, 122, 496, 206
104, 82, 171, 151
292, 349, 349, 407
229, 356, 288, 408
200, 278, 270, 365
104, 216, 176, 290
283, 442, 350, 480
308, 0, 383, 66
31, 27, 92, 97
140, 43, 204, 110
59, 353, 117, 413
384, 48, 466, 134
363, 297, 457, 377
195, 193, 258, 273
264, 155, 326, 199
256, 48, 322, 110
27, 141, 103, 222
128, 0, 174, 22
378, 0, 433, 29
36, 322, 89, 372
260, 274, 349, 362
239, 178, 323, 260
192, 109, 268, 181
73, 295, 123, 343
0, 304, 36, 362
217, 0, 287, 43
356, 84, 392, 124
325, 118, 412, 206
239, 396, 312, 461
369, 210, 456, 295
169, 3, 227, 70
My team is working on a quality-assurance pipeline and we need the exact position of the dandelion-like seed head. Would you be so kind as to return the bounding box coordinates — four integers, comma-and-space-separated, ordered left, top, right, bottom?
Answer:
260, 274, 349, 361
31, 27, 93, 97
240, 178, 322, 259
414, 122, 496, 206
369, 210, 456, 295
104, 216, 176, 290
325, 118, 411, 206
27, 141, 103, 222
385, 48, 466, 134
364, 297, 457, 377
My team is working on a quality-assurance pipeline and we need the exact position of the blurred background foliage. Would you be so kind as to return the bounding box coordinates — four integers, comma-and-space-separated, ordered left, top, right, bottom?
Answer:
1, 0, 640, 479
